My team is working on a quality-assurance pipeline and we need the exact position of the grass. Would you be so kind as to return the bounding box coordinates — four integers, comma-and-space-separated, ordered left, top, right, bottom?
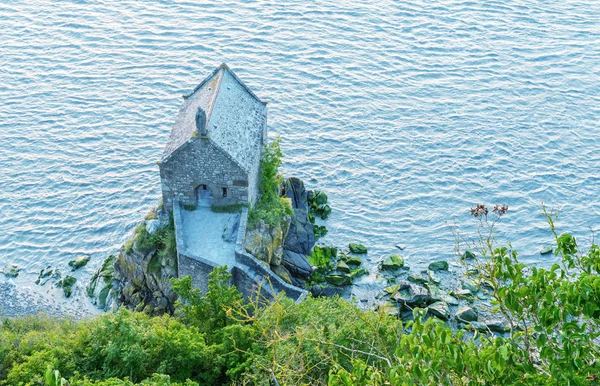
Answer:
211, 203, 246, 213
183, 204, 197, 211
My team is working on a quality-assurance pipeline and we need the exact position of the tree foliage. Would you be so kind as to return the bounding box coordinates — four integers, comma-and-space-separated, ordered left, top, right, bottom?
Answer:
2, 208, 600, 385
248, 137, 293, 228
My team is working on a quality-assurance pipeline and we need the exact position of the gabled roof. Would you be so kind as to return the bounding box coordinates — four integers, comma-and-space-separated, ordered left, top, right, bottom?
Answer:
161, 64, 267, 173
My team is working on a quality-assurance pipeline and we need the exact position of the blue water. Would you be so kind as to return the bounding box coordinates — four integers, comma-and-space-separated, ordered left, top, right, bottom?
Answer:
1, 0, 599, 315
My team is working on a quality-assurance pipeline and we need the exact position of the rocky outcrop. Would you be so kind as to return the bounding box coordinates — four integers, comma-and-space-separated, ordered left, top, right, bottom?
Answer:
282, 250, 313, 278
245, 217, 291, 266
283, 177, 315, 255
88, 206, 178, 316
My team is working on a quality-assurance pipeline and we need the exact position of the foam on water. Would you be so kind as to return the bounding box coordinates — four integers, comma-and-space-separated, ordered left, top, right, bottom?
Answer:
1, 0, 599, 315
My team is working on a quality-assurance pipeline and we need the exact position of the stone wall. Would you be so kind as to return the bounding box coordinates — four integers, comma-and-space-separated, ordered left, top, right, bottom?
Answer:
160, 139, 249, 209
207, 69, 265, 205
233, 207, 306, 302
174, 202, 306, 301
174, 200, 222, 295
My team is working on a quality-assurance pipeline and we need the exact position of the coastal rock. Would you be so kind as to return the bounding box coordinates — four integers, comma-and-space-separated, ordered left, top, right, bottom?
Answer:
540, 245, 553, 255
35, 266, 54, 285
310, 285, 345, 298
407, 274, 428, 284
456, 306, 478, 322
468, 321, 488, 333
2, 265, 20, 278
325, 274, 352, 286
451, 288, 473, 299
245, 217, 290, 266
336, 261, 351, 273
381, 254, 404, 270
461, 279, 479, 294
282, 250, 314, 278
428, 301, 450, 320
461, 250, 476, 260
87, 255, 118, 311
58, 275, 77, 298
486, 320, 510, 333
350, 267, 368, 280
271, 265, 292, 284
348, 243, 368, 254
393, 281, 430, 306
145, 219, 161, 235
68, 255, 90, 270
283, 177, 315, 255
346, 256, 362, 266
428, 260, 449, 271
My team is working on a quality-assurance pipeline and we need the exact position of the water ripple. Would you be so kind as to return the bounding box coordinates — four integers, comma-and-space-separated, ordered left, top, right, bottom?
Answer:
1, 0, 599, 314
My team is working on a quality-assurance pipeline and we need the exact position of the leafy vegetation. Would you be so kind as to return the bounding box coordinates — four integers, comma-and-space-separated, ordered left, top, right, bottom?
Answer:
210, 203, 246, 213
2, 208, 600, 385
182, 204, 197, 212
248, 137, 293, 228
125, 217, 176, 260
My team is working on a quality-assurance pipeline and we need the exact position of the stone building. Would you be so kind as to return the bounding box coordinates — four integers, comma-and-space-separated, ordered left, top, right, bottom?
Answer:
159, 63, 267, 210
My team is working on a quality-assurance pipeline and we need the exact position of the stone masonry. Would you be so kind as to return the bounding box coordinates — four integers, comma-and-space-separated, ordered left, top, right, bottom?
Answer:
159, 63, 267, 209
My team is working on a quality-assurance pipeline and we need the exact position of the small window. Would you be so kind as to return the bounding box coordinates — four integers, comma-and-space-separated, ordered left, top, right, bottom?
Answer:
222, 187, 228, 198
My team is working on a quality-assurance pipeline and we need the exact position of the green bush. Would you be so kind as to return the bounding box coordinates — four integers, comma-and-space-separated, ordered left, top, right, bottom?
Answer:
128, 217, 176, 260
248, 137, 293, 228
3, 208, 600, 385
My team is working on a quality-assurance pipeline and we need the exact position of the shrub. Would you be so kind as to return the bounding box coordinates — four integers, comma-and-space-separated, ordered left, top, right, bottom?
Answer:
210, 203, 246, 213
248, 137, 293, 228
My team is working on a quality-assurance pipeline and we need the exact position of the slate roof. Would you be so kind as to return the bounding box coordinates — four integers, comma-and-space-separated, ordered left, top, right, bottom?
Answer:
161, 64, 267, 173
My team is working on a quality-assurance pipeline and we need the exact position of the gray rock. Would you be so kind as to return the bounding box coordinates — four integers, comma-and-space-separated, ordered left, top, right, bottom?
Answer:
145, 219, 161, 235
282, 250, 314, 278
468, 321, 488, 332
486, 320, 510, 333
283, 178, 315, 255
428, 301, 450, 320
428, 260, 449, 271
393, 281, 431, 306
310, 285, 345, 298
2, 265, 19, 278
222, 214, 240, 242
451, 288, 473, 298
68, 255, 90, 270
245, 218, 290, 266
456, 306, 478, 322
461, 279, 479, 294
271, 265, 292, 284
444, 295, 460, 306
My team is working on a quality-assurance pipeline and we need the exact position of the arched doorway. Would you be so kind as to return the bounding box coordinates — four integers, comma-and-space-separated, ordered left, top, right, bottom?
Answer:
195, 184, 213, 208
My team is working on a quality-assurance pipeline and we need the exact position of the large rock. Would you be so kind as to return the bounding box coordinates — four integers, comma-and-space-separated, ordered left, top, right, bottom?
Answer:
282, 250, 314, 278
245, 217, 290, 266
381, 255, 404, 270
91, 209, 179, 316
393, 281, 431, 306
456, 306, 478, 322
271, 265, 292, 284
68, 255, 90, 270
283, 177, 315, 255
428, 260, 449, 271
428, 301, 450, 320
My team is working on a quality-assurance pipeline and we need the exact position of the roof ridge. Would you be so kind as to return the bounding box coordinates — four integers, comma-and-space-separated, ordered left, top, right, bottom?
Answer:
219, 64, 267, 106
204, 68, 224, 124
